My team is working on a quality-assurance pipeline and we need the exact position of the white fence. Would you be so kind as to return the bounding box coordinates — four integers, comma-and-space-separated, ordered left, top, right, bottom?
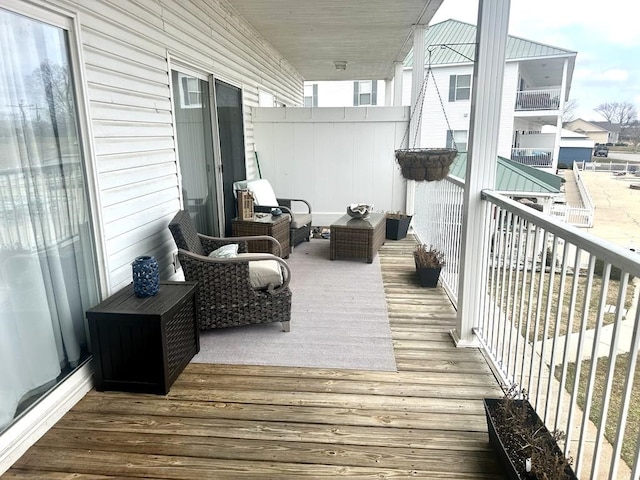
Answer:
252, 106, 410, 226
412, 176, 464, 303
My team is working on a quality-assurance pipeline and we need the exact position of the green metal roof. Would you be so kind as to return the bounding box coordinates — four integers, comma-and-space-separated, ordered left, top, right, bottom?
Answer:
448, 152, 562, 194
405, 19, 576, 67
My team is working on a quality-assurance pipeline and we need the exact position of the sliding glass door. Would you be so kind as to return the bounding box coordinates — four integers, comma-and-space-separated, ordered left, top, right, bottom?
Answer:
171, 69, 246, 237
214, 80, 246, 236
171, 69, 220, 235
0, 6, 99, 432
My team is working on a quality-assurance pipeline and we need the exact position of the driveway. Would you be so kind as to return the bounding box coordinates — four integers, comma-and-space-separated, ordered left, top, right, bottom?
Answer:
580, 170, 640, 250
603, 151, 640, 162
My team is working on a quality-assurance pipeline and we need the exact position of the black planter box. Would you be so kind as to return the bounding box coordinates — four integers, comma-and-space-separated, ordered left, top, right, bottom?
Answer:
385, 216, 412, 240
416, 266, 441, 287
483, 398, 578, 480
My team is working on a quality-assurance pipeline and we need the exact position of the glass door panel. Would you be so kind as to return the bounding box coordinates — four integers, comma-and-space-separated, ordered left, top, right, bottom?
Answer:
0, 7, 99, 432
214, 80, 246, 236
171, 70, 219, 236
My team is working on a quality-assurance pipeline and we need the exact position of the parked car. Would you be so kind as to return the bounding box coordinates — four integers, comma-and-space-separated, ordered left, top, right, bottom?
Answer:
594, 144, 609, 157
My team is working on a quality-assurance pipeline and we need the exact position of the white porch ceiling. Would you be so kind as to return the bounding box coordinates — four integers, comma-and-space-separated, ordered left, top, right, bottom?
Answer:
224, 0, 444, 81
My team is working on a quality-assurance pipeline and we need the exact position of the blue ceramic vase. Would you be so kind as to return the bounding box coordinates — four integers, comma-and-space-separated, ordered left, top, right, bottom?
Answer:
132, 255, 159, 297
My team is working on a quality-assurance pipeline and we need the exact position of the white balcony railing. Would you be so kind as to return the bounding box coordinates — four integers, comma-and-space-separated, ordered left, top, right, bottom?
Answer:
0, 162, 87, 251
515, 87, 561, 111
414, 177, 640, 479
413, 176, 464, 304
510, 148, 554, 168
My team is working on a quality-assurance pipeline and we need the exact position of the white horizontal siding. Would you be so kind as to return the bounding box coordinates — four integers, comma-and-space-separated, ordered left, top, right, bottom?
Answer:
401, 62, 519, 158
39, 0, 303, 291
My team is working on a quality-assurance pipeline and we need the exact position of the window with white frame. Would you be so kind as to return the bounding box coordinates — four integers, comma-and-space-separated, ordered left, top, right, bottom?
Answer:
447, 130, 468, 152
353, 80, 377, 106
448, 74, 471, 102
178, 73, 203, 108
303, 83, 318, 107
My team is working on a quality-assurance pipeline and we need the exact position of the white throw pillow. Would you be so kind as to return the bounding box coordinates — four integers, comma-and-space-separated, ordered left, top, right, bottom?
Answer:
237, 253, 284, 289
208, 244, 238, 258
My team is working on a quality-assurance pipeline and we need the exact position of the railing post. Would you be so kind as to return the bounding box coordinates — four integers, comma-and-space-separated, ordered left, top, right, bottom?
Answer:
451, 0, 511, 346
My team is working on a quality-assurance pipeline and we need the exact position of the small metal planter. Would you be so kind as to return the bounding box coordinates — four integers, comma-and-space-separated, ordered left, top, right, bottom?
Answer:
385, 215, 412, 240
395, 148, 457, 182
415, 265, 441, 288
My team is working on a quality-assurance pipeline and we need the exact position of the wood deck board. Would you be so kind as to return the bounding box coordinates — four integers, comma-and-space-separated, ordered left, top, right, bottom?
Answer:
7, 236, 505, 479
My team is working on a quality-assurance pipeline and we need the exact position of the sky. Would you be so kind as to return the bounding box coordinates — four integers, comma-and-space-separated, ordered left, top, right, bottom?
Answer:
430, 0, 640, 122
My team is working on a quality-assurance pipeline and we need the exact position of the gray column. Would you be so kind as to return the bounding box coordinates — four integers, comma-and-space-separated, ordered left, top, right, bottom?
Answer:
554, 58, 569, 171
410, 26, 426, 148
406, 26, 426, 215
451, 0, 511, 346
393, 61, 404, 106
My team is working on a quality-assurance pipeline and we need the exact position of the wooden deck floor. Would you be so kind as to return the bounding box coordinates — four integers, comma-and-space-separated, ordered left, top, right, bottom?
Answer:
5, 237, 505, 479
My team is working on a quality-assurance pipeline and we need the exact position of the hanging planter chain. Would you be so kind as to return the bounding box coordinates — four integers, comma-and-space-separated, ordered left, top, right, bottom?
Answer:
395, 49, 459, 182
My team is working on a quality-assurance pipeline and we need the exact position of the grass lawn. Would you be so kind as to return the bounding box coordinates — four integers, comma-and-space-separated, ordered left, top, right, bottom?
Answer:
563, 352, 640, 469
504, 270, 636, 341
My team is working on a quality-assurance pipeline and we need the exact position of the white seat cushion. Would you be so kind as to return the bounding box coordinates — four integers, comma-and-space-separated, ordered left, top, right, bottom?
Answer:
208, 248, 283, 289
290, 212, 312, 229
245, 179, 278, 206
237, 253, 283, 289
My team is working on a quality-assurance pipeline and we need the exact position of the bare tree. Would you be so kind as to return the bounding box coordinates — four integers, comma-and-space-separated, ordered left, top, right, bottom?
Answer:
562, 98, 578, 123
594, 101, 638, 126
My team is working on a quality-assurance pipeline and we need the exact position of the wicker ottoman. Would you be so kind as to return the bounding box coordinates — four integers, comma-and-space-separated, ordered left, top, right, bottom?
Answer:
329, 212, 385, 263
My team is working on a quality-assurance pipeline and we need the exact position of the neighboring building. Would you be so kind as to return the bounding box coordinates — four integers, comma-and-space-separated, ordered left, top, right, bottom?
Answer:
303, 80, 386, 107
551, 126, 596, 165
305, 19, 577, 173
565, 118, 620, 144
404, 19, 576, 173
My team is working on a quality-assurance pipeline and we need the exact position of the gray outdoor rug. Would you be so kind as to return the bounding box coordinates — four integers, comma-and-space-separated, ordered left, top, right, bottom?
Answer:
192, 238, 397, 371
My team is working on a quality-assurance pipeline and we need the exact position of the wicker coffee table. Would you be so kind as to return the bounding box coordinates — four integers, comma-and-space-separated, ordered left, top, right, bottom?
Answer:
329, 212, 385, 263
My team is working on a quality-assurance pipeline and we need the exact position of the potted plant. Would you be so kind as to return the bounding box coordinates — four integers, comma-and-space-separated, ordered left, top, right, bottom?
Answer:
385, 211, 412, 240
413, 244, 445, 287
483, 388, 577, 480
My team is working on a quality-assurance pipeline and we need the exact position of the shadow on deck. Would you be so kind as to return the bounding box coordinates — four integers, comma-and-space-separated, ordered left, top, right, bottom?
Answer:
5, 237, 505, 479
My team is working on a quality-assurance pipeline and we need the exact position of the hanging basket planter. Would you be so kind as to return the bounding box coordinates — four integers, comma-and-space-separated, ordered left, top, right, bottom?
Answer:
395, 148, 458, 182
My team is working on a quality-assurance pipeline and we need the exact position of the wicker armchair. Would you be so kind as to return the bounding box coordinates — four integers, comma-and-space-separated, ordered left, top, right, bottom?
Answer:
234, 179, 312, 247
168, 210, 292, 331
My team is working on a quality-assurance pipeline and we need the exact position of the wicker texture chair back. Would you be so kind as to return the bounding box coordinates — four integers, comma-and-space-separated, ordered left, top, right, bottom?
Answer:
168, 210, 292, 331
168, 210, 205, 256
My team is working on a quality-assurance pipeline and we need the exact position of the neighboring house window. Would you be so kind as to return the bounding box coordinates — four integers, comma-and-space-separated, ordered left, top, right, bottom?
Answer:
353, 80, 377, 106
449, 74, 471, 102
178, 73, 202, 108
304, 83, 318, 107
447, 130, 468, 152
